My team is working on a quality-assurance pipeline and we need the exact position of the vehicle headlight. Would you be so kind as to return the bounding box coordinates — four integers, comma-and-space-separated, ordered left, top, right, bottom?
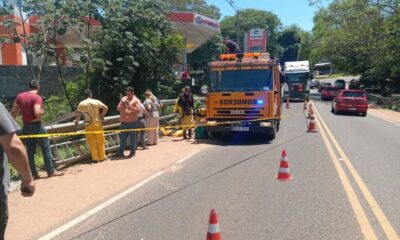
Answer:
207, 121, 218, 126
260, 122, 272, 127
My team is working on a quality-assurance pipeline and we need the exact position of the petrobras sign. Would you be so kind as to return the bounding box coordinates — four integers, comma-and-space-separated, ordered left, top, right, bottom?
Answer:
194, 14, 220, 29
244, 29, 267, 53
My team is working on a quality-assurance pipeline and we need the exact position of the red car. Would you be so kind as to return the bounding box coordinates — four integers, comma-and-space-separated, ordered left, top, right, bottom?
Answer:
321, 86, 339, 100
332, 90, 368, 116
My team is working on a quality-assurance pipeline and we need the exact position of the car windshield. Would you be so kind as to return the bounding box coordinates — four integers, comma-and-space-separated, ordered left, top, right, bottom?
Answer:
342, 91, 365, 98
286, 72, 309, 83
326, 87, 338, 91
335, 81, 345, 85
209, 68, 273, 92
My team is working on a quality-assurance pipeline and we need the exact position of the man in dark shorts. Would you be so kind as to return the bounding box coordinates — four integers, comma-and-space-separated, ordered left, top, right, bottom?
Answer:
11, 80, 64, 178
0, 102, 35, 240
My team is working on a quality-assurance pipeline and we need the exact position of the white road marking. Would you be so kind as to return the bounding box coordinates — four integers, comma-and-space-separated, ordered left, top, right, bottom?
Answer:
39, 171, 164, 240
39, 148, 205, 240
175, 149, 203, 164
338, 158, 344, 162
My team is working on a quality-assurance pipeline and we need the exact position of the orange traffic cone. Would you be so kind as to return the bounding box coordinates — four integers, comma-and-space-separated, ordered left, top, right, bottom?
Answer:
307, 112, 318, 132
206, 209, 221, 240
277, 149, 293, 181
285, 97, 290, 109
303, 101, 308, 111
307, 105, 313, 119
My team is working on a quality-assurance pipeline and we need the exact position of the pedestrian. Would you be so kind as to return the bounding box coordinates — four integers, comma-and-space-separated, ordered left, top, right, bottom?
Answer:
137, 102, 148, 150
175, 86, 195, 139
75, 89, 109, 163
1, 102, 35, 240
144, 89, 163, 108
10, 80, 64, 178
116, 87, 140, 158
143, 90, 160, 145
223, 37, 241, 54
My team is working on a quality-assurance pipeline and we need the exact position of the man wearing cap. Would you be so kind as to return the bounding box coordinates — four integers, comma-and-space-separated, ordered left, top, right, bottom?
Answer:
116, 87, 140, 158
11, 80, 64, 178
75, 89, 109, 163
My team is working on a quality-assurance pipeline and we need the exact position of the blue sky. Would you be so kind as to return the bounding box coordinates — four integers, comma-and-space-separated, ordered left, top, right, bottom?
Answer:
206, 0, 319, 31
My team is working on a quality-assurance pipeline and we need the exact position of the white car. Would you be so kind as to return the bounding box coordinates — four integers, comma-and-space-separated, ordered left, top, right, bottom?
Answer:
310, 79, 320, 88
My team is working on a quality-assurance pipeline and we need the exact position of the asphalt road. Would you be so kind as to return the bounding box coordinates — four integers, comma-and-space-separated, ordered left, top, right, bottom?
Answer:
49, 92, 399, 240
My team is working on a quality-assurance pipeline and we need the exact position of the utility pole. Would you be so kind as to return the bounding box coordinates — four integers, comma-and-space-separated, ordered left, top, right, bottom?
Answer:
225, 0, 240, 47
236, 10, 240, 45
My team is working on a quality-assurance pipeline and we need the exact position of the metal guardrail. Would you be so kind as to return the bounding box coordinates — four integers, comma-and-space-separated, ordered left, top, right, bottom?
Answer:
367, 93, 391, 105
47, 97, 205, 166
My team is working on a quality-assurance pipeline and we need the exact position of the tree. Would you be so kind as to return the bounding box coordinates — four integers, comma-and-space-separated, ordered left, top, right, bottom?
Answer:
165, 0, 221, 19
277, 25, 313, 62
0, 0, 76, 109
220, 9, 282, 57
187, 34, 224, 71
277, 25, 302, 62
309, 0, 400, 94
165, 0, 222, 73
89, 0, 185, 112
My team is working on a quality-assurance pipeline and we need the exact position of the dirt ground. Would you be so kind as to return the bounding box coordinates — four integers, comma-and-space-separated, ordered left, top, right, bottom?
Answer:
6, 137, 210, 240
368, 108, 400, 124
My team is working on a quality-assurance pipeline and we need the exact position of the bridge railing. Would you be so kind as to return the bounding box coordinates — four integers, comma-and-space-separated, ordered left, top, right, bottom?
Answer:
46, 97, 205, 166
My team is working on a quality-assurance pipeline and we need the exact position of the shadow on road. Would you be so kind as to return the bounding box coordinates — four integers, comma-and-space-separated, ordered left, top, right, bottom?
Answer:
331, 111, 366, 117
194, 132, 272, 146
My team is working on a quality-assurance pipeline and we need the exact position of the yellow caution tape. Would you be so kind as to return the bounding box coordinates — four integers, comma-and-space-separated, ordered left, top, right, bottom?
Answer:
18, 113, 303, 139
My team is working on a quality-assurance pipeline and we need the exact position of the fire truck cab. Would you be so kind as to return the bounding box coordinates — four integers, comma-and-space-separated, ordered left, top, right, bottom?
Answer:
206, 53, 282, 140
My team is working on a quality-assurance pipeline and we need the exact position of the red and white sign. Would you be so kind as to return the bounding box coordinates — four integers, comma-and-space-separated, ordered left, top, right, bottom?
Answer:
194, 14, 220, 30
244, 29, 267, 53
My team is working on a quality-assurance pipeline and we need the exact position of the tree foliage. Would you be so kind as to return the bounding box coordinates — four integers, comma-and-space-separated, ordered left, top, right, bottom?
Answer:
165, 0, 221, 19
311, 0, 400, 94
220, 9, 282, 57
277, 25, 313, 62
1, 0, 185, 114
89, 0, 185, 112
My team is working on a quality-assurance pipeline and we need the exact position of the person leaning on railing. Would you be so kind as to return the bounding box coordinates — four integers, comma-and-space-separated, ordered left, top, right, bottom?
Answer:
75, 89, 109, 163
10, 80, 64, 179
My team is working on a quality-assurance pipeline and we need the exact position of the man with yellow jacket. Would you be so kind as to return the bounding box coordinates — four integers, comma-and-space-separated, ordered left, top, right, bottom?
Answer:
75, 89, 109, 163
174, 86, 194, 139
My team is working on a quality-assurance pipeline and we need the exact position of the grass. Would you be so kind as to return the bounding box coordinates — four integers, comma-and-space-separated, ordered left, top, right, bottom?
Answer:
8, 146, 44, 180
315, 73, 354, 80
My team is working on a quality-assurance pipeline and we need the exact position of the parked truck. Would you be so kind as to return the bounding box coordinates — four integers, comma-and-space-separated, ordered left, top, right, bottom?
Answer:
205, 52, 282, 140
284, 61, 310, 101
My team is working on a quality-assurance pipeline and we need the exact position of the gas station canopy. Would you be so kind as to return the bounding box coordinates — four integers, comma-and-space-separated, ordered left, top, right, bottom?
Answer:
168, 12, 220, 53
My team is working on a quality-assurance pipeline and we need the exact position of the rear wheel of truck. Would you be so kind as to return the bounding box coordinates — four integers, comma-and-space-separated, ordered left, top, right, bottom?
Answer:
266, 131, 276, 141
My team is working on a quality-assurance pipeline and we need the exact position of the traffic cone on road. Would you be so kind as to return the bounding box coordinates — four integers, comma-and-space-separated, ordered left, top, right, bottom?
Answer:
303, 101, 308, 111
285, 97, 290, 109
206, 209, 221, 240
307, 112, 318, 133
307, 105, 313, 119
277, 149, 293, 181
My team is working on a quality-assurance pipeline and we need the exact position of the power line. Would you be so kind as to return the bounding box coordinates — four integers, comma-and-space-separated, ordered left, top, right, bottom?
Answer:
225, 0, 240, 11
225, 0, 241, 46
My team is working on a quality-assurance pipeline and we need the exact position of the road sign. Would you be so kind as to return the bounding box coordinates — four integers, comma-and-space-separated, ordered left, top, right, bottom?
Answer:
244, 29, 267, 53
